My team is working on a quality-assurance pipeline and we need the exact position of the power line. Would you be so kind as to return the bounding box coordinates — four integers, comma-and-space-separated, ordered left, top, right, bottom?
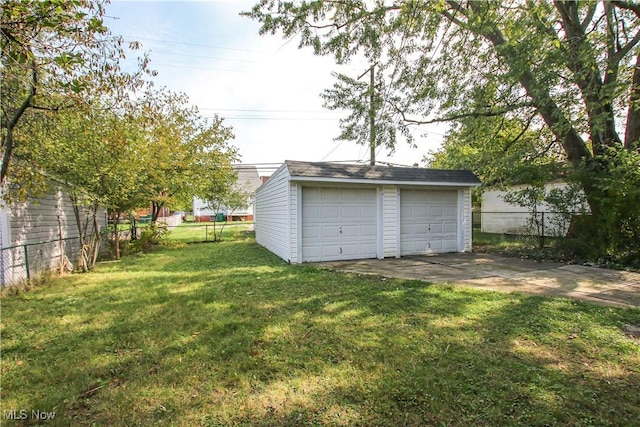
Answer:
200, 108, 341, 114
122, 35, 261, 53
149, 49, 256, 63
151, 62, 250, 73
320, 140, 347, 161
207, 116, 340, 122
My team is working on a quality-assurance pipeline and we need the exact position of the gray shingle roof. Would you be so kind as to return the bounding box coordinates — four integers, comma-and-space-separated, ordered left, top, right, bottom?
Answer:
285, 160, 480, 184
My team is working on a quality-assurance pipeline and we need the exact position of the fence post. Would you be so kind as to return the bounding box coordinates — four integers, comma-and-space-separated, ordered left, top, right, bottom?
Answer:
539, 212, 545, 249
205, 225, 208, 242
23, 244, 30, 281
131, 218, 137, 241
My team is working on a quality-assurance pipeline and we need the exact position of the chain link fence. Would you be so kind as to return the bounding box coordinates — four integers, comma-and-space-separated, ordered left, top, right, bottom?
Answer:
161, 222, 254, 243
477, 211, 586, 249
0, 237, 81, 288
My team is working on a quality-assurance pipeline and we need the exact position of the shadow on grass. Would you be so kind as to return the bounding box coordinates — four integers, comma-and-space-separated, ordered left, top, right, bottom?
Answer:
1, 241, 639, 426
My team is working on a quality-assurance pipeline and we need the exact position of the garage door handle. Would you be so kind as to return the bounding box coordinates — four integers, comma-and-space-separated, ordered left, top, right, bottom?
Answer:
340, 247, 342, 254
339, 226, 342, 234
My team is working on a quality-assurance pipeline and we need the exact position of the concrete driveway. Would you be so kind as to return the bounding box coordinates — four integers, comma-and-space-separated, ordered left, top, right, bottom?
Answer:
316, 253, 640, 308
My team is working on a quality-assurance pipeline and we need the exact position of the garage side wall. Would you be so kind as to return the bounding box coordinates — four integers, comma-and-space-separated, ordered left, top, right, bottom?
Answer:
255, 166, 291, 262
289, 183, 299, 264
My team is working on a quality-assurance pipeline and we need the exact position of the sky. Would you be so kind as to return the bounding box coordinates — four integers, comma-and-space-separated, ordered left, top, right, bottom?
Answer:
105, 0, 449, 175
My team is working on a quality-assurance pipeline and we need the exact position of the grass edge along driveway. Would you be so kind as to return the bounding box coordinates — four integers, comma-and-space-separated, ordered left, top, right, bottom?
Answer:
1, 240, 639, 426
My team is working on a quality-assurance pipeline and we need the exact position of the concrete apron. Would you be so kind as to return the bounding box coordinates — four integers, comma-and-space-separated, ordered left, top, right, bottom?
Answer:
315, 253, 640, 308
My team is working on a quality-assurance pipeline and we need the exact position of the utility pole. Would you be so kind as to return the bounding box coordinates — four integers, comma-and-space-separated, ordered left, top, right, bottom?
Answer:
358, 64, 376, 166
369, 65, 375, 166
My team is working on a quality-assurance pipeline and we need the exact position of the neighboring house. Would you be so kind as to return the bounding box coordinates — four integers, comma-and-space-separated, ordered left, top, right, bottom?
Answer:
193, 164, 263, 221
0, 186, 107, 287
481, 181, 588, 236
135, 207, 183, 227
255, 160, 480, 263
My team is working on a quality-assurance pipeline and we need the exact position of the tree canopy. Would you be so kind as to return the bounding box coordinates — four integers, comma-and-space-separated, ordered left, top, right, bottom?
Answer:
2, 1, 239, 262
1, 0, 151, 192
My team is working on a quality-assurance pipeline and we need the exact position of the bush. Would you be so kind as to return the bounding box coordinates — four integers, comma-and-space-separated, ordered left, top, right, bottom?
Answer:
128, 222, 170, 254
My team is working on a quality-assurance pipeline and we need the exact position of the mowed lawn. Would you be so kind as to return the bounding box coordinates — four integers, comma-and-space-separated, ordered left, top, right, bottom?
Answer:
1, 241, 639, 426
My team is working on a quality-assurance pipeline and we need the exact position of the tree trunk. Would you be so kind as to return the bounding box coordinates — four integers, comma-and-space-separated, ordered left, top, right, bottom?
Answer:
1, 61, 37, 183
90, 201, 101, 269
113, 212, 121, 260
469, 7, 607, 217
625, 54, 640, 151
151, 201, 162, 224
69, 191, 90, 272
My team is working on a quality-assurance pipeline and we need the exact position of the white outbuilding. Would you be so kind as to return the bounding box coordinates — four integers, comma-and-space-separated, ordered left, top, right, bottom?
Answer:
255, 161, 480, 263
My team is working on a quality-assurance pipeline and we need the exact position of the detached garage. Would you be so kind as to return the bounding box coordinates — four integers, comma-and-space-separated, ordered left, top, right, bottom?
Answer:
255, 161, 480, 263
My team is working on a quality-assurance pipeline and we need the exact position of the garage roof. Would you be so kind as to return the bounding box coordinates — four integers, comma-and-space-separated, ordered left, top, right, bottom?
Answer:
285, 160, 481, 185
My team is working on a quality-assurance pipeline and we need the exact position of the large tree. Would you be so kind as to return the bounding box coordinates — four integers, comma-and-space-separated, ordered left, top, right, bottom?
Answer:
1, 0, 150, 194
245, 0, 640, 259
135, 86, 238, 224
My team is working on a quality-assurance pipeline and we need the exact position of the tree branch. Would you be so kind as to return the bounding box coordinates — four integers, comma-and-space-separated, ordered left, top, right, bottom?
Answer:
502, 112, 536, 153
581, 3, 597, 30
392, 102, 535, 125
30, 103, 75, 112
614, 1, 640, 18
1, 59, 37, 182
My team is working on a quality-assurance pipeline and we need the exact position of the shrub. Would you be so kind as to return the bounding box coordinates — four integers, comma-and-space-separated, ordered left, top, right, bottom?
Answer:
128, 222, 170, 254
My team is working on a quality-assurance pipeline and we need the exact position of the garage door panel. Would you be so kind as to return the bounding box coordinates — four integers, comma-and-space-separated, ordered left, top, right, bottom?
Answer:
430, 223, 443, 233
321, 225, 340, 238
302, 246, 320, 261
339, 188, 358, 200
322, 206, 339, 217
340, 244, 361, 257
302, 205, 321, 219
415, 207, 429, 217
321, 245, 341, 258
302, 225, 320, 239
341, 224, 359, 238
340, 206, 356, 218
429, 207, 444, 217
321, 188, 341, 202
444, 207, 457, 216
360, 224, 377, 237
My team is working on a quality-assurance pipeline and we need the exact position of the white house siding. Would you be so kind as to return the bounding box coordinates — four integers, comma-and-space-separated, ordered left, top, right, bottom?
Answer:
461, 188, 472, 252
193, 165, 262, 219
481, 182, 586, 236
255, 165, 292, 262
2, 187, 107, 286
289, 183, 299, 263
382, 185, 398, 258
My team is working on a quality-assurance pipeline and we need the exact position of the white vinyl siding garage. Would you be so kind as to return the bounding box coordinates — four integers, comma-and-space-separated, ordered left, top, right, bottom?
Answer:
254, 165, 292, 262
400, 189, 458, 255
301, 187, 377, 262
255, 161, 480, 263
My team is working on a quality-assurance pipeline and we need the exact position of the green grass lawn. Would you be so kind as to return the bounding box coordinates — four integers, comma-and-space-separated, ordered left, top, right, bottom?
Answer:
164, 222, 252, 243
1, 241, 639, 426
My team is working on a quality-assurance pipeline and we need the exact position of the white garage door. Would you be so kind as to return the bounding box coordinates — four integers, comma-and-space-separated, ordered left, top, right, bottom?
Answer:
400, 189, 458, 255
302, 187, 377, 262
